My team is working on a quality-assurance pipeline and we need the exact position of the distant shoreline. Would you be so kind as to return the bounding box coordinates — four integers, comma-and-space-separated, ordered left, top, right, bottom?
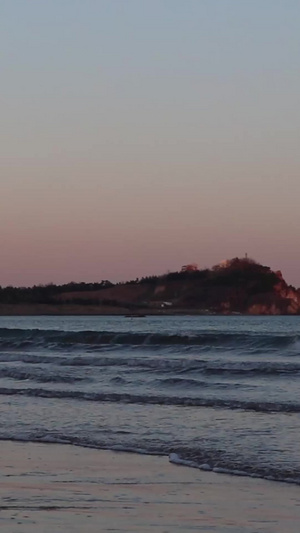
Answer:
0, 303, 296, 316
0, 303, 216, 316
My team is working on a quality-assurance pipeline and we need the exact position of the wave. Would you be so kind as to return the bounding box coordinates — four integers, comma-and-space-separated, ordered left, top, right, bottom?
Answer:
0, 385, 299, 412
168, 453, 300, 485
1, 350, 300, 378
0, 327, 298, 352
1, 347, 300, 380
1, 434, 299, 486
156, 377, 208, 388
0, 367, 85, 384
154, 377, 243, 389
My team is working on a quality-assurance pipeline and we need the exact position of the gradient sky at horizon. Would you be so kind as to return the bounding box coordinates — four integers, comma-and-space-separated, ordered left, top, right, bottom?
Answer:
1, 0, 300, 287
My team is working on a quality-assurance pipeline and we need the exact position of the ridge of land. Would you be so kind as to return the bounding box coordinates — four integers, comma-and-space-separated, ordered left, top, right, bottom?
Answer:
1, 258, 299, 315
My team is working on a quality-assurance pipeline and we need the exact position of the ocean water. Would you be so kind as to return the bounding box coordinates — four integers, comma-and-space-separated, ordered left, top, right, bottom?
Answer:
1, 315, 300, 484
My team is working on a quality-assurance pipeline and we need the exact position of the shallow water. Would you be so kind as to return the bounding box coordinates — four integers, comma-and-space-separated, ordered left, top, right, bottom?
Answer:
1, 315, 300, 483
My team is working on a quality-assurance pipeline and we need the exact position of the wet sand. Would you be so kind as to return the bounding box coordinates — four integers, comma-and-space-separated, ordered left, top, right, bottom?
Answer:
1, 441, 300, 532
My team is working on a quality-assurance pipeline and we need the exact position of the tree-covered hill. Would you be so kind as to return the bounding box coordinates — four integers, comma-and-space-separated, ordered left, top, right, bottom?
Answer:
0, 258, 299, 314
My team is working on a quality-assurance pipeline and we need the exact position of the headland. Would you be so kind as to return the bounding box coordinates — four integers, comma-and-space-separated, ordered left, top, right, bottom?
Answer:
1, 257, 299, 315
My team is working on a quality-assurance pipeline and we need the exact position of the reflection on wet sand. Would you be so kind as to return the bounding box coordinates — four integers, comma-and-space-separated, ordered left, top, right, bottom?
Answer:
1, 441, 300, 533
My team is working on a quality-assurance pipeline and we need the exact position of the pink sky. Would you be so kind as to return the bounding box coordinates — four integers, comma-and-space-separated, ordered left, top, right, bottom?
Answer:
1, 1, 300, 287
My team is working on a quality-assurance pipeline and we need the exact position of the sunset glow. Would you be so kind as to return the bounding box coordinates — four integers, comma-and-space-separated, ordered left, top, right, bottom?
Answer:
1, 1, 299, 287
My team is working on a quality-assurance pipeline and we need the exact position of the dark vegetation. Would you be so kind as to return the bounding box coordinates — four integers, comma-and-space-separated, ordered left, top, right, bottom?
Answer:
0, 281, 113, 305
0, 258, 298, 314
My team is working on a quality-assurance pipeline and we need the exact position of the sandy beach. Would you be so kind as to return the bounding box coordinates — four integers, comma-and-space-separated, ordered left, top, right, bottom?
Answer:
0, 441, 299, 532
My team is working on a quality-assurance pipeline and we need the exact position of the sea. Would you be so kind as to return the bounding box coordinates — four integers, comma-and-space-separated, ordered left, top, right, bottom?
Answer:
1, 314, 300, 485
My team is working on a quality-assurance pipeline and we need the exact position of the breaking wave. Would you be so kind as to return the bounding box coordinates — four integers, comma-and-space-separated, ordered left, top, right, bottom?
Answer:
0, 351, 299, 378
1, 317, 300, 488
0, 327, 298, 352
0, 385, 299, 412
1, 433, 300, 486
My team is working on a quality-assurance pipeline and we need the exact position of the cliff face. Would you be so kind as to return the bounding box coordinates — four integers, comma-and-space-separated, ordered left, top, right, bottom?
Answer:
174, 260, 300, 314
143, 259, 300, 314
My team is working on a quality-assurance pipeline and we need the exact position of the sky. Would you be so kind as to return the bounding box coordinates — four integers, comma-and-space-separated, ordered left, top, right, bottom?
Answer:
1, 0, 300, 287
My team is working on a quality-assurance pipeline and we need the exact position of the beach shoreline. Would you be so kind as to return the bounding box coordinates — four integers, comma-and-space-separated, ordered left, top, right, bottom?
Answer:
0, 304, 232, 316
0, 304, 295, 316
1, 440, 300, 532
0, 303, 214, 316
